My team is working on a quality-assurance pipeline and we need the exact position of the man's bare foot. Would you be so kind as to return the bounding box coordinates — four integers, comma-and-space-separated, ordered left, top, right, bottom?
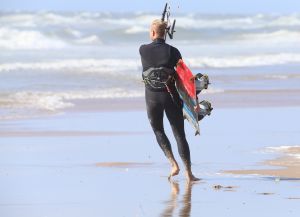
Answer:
168, 164, 180, 180
186, 172, 201, 183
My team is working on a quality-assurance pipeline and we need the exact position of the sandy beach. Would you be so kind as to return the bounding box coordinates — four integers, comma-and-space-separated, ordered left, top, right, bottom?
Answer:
1, 98, 300, 217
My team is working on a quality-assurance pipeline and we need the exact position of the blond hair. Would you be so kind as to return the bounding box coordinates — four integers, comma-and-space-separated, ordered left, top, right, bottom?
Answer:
151, 19, 167, 38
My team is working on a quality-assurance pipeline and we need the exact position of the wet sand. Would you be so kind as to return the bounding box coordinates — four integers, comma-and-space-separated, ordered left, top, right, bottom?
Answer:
95, 162, 152, 168
0, 131, 148, 137
0, 104, 300, 216
226, 146, 300, 179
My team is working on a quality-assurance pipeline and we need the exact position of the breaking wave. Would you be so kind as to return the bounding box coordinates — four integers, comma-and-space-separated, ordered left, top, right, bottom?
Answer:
0, 58, 140, 73
1, 53, 300, 75
1, 12, 300, 49
187, 53, 300, 68
3, 12, 299, 30
240, 30, 300, 44
0, 27, 66, 50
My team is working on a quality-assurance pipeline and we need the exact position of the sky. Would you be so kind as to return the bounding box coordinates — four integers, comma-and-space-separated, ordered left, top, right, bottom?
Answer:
0, 0, 299, 14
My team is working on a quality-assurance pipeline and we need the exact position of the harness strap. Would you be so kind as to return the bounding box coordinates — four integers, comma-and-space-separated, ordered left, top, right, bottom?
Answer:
142, 67, 174, 77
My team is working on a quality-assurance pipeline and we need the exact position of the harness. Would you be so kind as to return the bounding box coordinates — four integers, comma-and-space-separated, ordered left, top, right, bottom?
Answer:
142, 67, 175, 91
143, 67, 182, 108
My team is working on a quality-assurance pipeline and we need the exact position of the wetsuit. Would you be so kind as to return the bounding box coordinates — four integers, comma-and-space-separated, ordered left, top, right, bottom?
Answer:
139, 38, 191, 168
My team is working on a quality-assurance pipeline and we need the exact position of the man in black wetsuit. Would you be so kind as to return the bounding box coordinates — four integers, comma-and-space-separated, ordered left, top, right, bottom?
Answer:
139, 19, 200, 182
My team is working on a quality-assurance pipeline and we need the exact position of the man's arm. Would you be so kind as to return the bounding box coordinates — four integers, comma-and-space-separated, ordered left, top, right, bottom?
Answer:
139, 45, 143, 55
172, 47, 182, 67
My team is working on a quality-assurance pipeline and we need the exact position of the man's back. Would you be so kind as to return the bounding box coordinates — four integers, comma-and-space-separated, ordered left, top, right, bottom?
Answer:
139, 38, 181, 72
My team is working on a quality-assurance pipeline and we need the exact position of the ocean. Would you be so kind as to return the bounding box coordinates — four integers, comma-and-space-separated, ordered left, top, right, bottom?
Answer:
0, 11, 300, 119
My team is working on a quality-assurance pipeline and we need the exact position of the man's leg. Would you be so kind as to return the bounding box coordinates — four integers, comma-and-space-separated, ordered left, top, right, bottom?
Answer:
165, 103, 200, 182
145, 92, 180, 178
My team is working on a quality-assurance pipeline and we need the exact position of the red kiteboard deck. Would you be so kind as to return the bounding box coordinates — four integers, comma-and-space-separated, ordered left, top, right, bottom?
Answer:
176, 59, 200, 135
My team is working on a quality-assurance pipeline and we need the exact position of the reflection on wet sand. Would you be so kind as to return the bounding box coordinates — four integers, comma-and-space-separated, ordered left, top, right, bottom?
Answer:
160, 181, 194, 217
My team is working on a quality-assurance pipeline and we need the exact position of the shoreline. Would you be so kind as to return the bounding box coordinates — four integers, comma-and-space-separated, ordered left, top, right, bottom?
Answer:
1, 88, 300, 122
225, 146, 300, 179
66, 89, 300, 113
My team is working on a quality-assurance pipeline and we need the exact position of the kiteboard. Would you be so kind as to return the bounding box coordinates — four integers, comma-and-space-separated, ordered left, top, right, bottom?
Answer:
175, 59, 200, 135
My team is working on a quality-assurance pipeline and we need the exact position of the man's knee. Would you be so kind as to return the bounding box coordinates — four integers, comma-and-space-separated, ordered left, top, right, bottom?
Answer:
148, 117, 164, 132
153, 129, 166, 138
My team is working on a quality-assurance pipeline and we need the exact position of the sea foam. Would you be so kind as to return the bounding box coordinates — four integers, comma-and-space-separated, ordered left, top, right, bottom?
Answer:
1, 53, 300, 74
0, 27, 66, 50
0, 89, 144, 112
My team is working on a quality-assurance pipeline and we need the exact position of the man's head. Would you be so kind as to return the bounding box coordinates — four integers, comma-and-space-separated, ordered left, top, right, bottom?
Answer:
150, 19, 167, 41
